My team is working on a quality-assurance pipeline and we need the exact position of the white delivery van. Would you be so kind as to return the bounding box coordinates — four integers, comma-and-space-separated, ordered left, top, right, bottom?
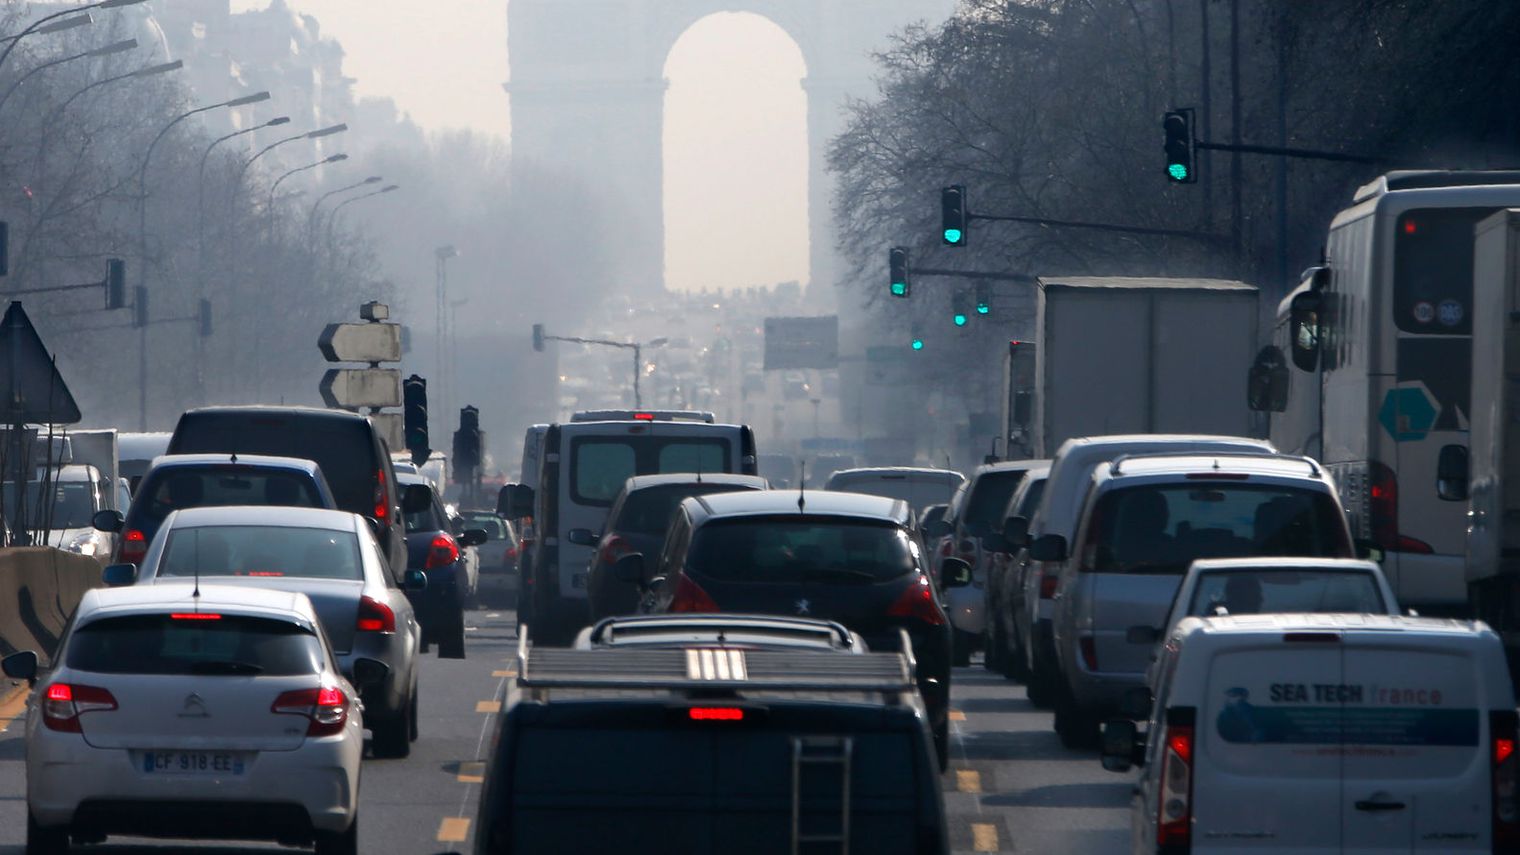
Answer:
1104, 613, 1520, 854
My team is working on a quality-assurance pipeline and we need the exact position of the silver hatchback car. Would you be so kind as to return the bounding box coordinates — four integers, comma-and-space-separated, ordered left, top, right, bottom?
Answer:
107, 505, 427, 758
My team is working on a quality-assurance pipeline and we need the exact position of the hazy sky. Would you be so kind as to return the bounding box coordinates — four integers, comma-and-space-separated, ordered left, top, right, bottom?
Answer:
229, 1, 810, 293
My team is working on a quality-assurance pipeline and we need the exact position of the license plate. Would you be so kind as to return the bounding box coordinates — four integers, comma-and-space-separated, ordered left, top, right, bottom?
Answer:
142, 751, 246, 776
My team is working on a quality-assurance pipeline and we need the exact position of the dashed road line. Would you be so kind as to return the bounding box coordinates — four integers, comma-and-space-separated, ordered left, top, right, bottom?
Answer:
476, 700, 501, 714
436, 817, 470, 842
457, 762, 485, 784
949, 709, 967, 722
956, 769, 982, 793
972, 822, 999, 852
491, 669, 515, 678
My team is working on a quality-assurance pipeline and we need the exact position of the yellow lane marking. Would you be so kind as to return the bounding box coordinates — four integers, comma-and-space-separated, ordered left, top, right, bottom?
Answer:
492, 670, 515, 678
437, 817, 470, 842
972, 822, 999, 852
476, 700, 501, 714
956, 769, 982, 793
949, 710, 967, 722
457, 762, 486, 784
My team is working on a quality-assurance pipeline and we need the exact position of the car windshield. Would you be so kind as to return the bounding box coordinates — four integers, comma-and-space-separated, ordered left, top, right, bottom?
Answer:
963, 470, 1027, 534
158, 525, 363, 580
616, 484, 755, 535
1186, 568, 1387, 617
461, 513, 508, 540
687, 517, 915, 583
1081, 483, 1351, 574
135, 467, 322, 525
67, 614, 323, 676
2, 480, 95, 529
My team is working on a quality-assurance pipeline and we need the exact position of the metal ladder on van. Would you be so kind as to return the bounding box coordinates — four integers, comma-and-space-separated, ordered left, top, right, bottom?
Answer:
790, 736, 853, 854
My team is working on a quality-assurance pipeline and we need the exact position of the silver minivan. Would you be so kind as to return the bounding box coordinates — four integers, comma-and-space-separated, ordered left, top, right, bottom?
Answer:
1103, 613, 1519, 854
1045, 453, 1354, 747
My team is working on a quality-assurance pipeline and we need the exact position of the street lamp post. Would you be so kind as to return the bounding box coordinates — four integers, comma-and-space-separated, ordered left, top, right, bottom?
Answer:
136, 90, 271, 429
325, 184, 399, 248
0, 0, 148, 73
435, 245, 457, 418
232, 122, 346, 202
270, 153, 346, 219
308, 174, 380, 240
0, 37, 137, 120
535, 332, 667, 408
35, 58, 181, 174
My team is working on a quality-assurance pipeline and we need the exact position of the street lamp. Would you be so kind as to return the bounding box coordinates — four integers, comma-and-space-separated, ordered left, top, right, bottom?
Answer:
0, 0, 148, 73
35, 58, 180, 172
308, 175, 381, 238
0, 12, 91, 45
233, 122, 347, 198
326, 184, 399, 246
270, 153, 347, 213
0, 37, 137, 119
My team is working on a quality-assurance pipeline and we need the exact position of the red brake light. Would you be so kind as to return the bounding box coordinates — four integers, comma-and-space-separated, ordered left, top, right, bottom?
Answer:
887, 575, 945, 626
1404, 219, 1418, 235
1079, 636, 1098, 670
425, 534, 460, 569
1498, 738, 1516, 767
1494, 711, 1520, 848
689, 707, 744, 721
120, 529, 147, 563
357, 595, 396, 633
272, 685, 349, 736
1157, 723, 1194, 847
374, 467, 389, 521
1039, 571, 1058, 599
42, 683, 117, 733
633, 412, 655, 421
170, 613, 222, 620
669, 574, 719, 613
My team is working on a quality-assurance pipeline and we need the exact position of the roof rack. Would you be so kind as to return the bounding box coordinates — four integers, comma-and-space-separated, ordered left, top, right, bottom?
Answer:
515, 624, 916, 694
587, 614, 856, 649
1108, 450, 1320, 478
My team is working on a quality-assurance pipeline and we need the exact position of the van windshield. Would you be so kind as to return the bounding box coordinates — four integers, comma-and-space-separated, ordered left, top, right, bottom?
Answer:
1187, 569, 1386, 616
687, 517, 914, 583
170, 415, 375, 518
963, 470, 1027, 535
1081, 484, 1351, 574
570, 436, 731, 506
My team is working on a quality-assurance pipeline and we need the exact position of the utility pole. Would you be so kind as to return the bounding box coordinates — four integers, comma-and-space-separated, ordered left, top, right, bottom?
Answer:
434, 245, 456, 423
1230, 0, 1243, 273
1200, 0, 1212, 230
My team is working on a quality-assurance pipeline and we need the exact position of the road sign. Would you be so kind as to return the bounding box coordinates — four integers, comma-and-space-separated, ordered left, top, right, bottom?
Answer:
0, 302, 79, 423
369, 412, 403, 452
319, 368, 402, 409
319, 323, 401, 364
763, 316, 838, 370
1378, 385, 1440, 442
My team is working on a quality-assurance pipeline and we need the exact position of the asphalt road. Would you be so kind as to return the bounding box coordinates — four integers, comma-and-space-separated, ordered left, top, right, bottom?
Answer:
0, 609, 1130, 854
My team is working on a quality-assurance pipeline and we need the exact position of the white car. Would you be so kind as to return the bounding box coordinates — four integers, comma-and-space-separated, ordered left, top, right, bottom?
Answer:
2, 583, 374, 854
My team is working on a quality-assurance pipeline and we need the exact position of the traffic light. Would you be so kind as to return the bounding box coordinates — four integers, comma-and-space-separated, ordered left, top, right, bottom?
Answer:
889, 246, 910, 298
952, 292, 970, 327
1163, 110, 1196, 183
403, 375, 429, 466
532, 323, 545, 352
453, 405, 482, 475
197, 298, 211, 337
133, 286, 148, 328
976, 283, 991, 315
105, 258, 125, 309
911, 324, 924, 351
941, 185, 968, 246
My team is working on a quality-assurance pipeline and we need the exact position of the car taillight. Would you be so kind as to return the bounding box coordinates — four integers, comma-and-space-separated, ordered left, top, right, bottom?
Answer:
689, 707, 744, 721
425, 534, 460, 569
1494, 711, 1520, 849
598, 534, 632, 567
669, 575, 719, 613
1368, 461, 1434, 554
272, 685, 349, 737
42, 683, 117, 733
120, 529, 147, 564
1157, 719, 1194, 849
887, 574, 946, 626
1079, 636, 1098, 671
374, 467, 389, 521
503, 545, 518, 563
357, 595, 395, 633
1039, 570, 1059, 599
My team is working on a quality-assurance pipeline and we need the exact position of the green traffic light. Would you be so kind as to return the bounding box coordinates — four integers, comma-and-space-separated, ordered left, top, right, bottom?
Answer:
911, 338, 924, 351
1168, 163, 1189, 181
976, 304, 989, 315
891, 282, 907, 297
943, 228, 963, 244
953, 313, 968, 327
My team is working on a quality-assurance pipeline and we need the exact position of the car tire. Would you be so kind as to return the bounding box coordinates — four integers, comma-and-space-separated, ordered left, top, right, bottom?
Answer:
1053, 687, 1099, 750
952, 629, 974, 667
438, 607, 467, 659
314, 816, 359, 855
933, 716, 949, 772
371, 695, 413, 759
26, 813, 68, 855
1026, 662, 1055, 708
408, 687, 420, 742
1007, 626, 1031, 683
983, 620, 1003, 673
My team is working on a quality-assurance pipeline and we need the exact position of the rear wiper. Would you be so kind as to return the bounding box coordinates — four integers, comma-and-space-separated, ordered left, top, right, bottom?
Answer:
1119, 562, 1187, 575
188, 661, 264, 675
800, 567, 879, 583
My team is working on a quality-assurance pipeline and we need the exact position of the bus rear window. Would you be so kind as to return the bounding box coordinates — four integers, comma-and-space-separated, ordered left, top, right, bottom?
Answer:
1393, 207, 1491, 335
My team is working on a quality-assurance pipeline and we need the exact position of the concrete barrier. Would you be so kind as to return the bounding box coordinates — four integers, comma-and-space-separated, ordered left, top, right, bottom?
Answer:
0, 547, 104, 665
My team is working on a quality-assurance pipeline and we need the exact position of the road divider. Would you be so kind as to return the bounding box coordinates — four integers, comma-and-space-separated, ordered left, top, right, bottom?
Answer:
0, 547, 106, 663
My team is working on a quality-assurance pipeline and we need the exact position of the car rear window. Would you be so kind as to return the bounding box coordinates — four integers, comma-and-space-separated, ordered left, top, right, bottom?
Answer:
134, 468, 322, 526
1081, 484, 1351, 574
828, 475, 962, 511
67, 614, 323, 676
615, 484, 756, 535
2, 480, 95, 530
170, 414, 377, 518
570, 436, 731, 506
462, 514, 509, 540
687, 517, 914, 583
963, 470, 1027, 534
159, 525, 363, 581
1188, 569, 1386, 616
1013, 478, 1046, 519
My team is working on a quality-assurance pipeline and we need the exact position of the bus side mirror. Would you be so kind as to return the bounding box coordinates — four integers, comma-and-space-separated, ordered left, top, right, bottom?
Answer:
1437, 444, 1469, 502
1289, 291, 1322, 373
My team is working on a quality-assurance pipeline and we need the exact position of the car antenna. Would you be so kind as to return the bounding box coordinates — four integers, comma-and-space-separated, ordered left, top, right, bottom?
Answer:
797, 460, 806, 514
229, 451, 238, 464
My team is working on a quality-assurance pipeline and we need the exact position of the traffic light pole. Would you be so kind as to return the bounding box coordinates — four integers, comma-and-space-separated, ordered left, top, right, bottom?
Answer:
539, 333, 645, 408
1194, 139, 1384, 165
967, 211, 1228, 245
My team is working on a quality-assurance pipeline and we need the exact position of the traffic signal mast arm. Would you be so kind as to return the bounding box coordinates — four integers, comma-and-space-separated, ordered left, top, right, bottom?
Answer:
1193, 138, 1385, 165
963, 210, 1227, 245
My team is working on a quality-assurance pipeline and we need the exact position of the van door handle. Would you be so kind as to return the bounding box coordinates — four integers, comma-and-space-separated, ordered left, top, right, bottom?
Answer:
1354, 800, 1406, 812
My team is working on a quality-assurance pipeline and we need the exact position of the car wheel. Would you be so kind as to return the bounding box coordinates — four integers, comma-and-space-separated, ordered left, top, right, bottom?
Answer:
26, 813, 68, 855
933, 716, 949, 772
1026, 661, 1055, 708
1053, 688, 1099, 750
408, 686, 420, 742
438, 607, 467, 659
1007, 626, 1031, 683
314, 816, 359, 855
952, 629, 974, 667
983, 620, 1003, 673
371, 695, 413, 759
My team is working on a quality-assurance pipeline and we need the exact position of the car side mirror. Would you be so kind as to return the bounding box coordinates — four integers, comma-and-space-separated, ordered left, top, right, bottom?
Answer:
1027, 534, 1068, 563
92, 509, 124, 533
459, 529, 489, 547
102, 563, 137, 587
2, 650, 38, 684
1100, 719, 1144, 772
401, 484, 432, 515
1117, 686, 1154, 720
403, 569, 427, 592
350, 657, 390, 689
922, 519, 951, 539
499, 483, 534, 519
1437, 444, 1469, 502
1126, 625, 1161, 646
941, 557, 972, 588
613, 553, 646, 585
566, 528, 598, 547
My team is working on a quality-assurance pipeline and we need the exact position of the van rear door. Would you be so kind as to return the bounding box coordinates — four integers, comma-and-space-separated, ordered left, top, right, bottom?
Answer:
1195, 636, 1344, 851
1340, 634, 1488, 853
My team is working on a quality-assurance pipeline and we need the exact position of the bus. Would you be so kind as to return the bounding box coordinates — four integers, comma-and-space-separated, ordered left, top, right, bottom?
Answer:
1250, 170, 1520, 611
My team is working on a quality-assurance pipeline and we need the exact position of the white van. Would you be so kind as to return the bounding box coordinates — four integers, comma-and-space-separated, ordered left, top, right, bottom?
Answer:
824, 466, 964, 514
503, 419, 757, 645
1104, 613, 1520, 854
